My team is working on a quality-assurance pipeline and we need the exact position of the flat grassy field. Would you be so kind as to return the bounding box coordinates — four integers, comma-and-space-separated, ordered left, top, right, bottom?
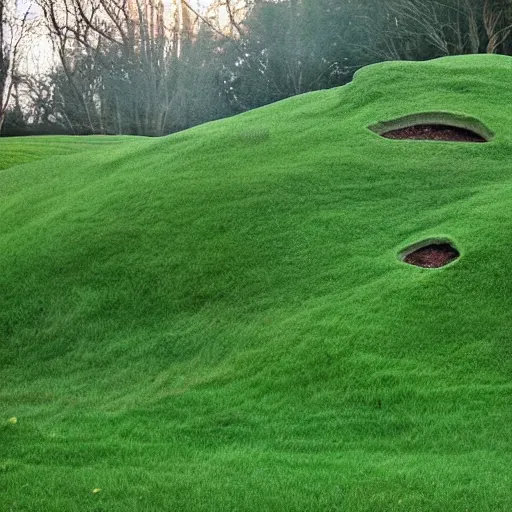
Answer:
1, 54, 511, 511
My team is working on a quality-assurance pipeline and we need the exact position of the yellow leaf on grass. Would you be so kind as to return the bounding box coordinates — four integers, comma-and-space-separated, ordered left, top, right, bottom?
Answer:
7, 417, 17, 424
92, 488, 101, 494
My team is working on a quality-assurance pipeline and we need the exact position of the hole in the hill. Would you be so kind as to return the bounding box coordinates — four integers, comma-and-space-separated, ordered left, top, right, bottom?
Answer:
399, 239, 460, 268
382, 124, 486, 142
369, 112, 493, 143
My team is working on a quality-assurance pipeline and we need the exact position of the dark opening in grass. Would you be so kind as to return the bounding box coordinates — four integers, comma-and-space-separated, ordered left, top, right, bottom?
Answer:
382, 124, 486, 142
369, 112, 493, 143
400, 239, 460, 268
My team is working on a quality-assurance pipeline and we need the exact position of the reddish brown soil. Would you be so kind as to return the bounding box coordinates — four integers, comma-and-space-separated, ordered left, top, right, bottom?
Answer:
382, 124, 486, 142
403, 243, 460, 268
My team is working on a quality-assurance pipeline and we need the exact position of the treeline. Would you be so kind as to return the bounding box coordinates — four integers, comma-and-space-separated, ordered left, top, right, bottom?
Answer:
2, 0, 512, 137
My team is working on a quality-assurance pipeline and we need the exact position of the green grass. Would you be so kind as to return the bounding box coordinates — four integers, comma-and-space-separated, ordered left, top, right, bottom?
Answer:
1, 54, 512, 511
0, 135, 142, 171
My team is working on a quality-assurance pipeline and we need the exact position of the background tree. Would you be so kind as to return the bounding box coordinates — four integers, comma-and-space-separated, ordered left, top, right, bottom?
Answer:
221, 0, 372, 112
368, 0, 512, 61
0, 0, 34, 133
4, 0, 512, 137
37, 0, 197, 135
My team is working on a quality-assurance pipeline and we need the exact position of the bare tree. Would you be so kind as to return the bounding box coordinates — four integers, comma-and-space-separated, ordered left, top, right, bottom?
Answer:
36, 0, 195, 135
378, 0, 512, 59
203, 0, 248, 38
0, 0, 34, 132
482, 0, 512, 53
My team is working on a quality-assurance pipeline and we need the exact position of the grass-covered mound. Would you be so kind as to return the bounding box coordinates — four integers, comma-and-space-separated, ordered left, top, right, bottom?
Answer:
1, 54, 512, 511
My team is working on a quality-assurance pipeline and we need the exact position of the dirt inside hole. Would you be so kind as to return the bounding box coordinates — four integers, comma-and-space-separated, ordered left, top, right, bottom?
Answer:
403, 243, 460, 268
382, 124, 487, 142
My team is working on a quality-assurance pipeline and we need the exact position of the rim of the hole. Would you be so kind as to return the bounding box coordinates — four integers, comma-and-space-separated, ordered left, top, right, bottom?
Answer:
368, 111, 494, 142
398, 237, 461, 267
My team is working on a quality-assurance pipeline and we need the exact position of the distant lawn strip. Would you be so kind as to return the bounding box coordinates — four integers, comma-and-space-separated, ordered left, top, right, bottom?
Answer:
0, 135, 141, 171
1, 54, 512, 511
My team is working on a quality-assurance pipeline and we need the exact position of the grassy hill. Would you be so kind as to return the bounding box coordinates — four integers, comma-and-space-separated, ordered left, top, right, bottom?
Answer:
1, 54, 512, 511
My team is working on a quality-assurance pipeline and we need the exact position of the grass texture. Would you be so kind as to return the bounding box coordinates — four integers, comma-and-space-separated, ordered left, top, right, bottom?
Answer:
1, 54, 512, 511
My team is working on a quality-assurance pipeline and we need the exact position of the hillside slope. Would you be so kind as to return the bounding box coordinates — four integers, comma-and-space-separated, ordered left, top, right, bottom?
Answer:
1, 54, 512, 511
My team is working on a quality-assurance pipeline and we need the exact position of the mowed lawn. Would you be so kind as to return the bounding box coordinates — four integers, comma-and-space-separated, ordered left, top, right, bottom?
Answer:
1, 54, 512, 511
